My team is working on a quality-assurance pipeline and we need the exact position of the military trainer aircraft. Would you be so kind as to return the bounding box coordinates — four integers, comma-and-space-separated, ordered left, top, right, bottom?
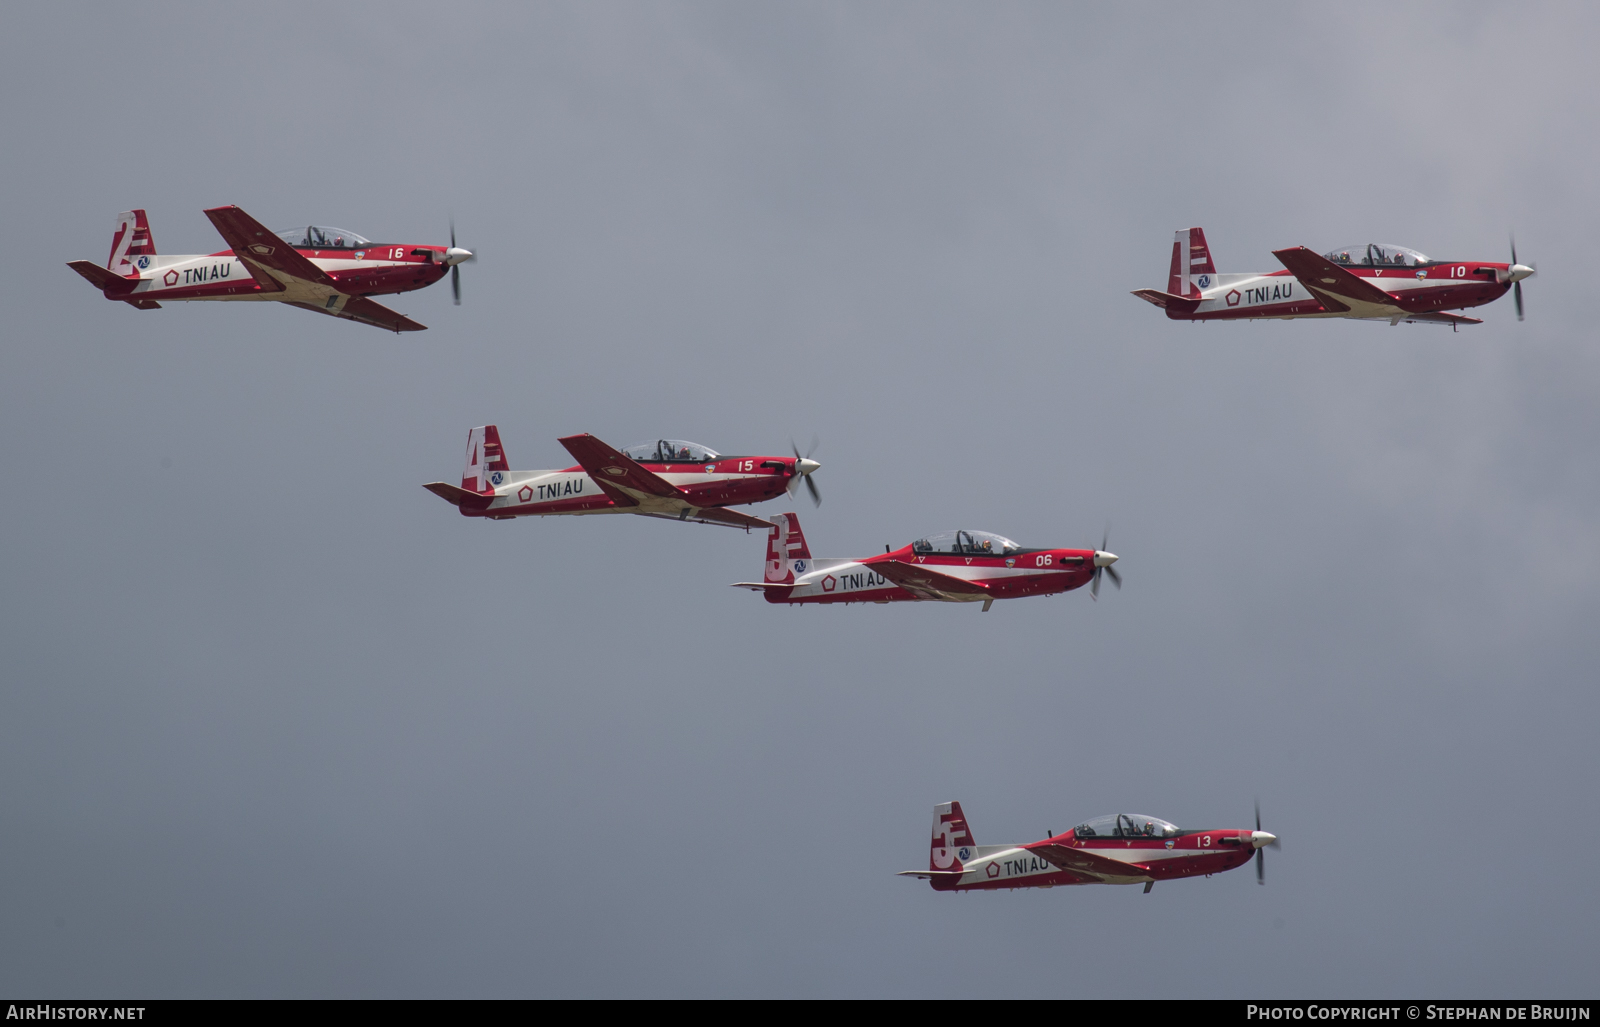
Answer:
423, 427, 822, 531
898, 800, 1279, 892
731, 513, 1120, 611
67, 206, 474, 332
1133, 227, 1534, 327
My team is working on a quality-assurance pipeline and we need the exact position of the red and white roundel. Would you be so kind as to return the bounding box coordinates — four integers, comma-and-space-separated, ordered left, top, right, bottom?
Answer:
821, 575, 837, 592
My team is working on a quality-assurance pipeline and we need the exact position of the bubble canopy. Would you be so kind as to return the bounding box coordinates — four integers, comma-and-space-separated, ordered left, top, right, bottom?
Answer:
275, 226, 372, 249
1074, 814, 1180, 839
621, 440, 720, 463
1322, 243, 1431, 267
911, 529, 1021, 555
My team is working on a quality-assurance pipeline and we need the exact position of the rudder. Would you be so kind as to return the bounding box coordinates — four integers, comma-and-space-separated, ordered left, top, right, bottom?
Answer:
461, 425, 512, 494
108, 210, 156, 275
763, 513, 812, 584
1166, 227, 1216, 298
930, 801, 977, 871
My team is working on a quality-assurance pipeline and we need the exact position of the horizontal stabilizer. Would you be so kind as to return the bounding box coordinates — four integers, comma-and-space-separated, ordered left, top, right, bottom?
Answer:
870, 560, 990, 602
730, 581, 792, 591
895, 870, 966, 879
66, 260, 137, 295
422, 481, 494, 510
1130, 288, 1200, 314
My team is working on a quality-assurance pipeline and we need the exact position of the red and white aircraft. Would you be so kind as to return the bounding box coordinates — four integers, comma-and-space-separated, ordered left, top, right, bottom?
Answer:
67, 207, 474, 332
423, 427, 823, 531
732, 514, 1121, 611
899, 801, 1279, 893
1133, 228, 1535, 328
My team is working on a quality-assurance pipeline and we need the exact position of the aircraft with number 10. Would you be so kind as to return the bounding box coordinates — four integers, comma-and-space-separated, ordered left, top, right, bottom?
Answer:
67, 206, 475, 332
1133, 227, 1534, 328
898, 801, 1279, 893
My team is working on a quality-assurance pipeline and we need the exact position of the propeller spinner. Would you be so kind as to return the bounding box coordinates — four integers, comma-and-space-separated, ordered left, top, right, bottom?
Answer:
1090, 528, 1122, 600
1253, 800, 1280, 885
1505, 236, 1534, 322
445, 220, 476, 305
789, 437, 822, 507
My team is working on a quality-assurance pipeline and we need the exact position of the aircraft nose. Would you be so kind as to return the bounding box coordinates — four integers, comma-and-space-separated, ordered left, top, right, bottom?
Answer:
1507, 264, 1535, 283
1251, 831, 1278, 849
445, 247, 474, 266
795, 458, 821, 476
1093, 550, 1119, 568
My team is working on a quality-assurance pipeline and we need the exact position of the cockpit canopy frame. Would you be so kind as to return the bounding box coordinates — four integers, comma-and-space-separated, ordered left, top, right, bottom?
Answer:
911, 529, 1022, 556
621, 439, 721, 464
275, 225, 373, 250
1073, 813, 1181, 839
1322, 243, 1432, 267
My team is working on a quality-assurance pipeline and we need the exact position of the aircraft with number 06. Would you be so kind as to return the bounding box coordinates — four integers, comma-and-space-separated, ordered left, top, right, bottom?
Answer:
898, 801, 1279, 893
731, 513, 1121, 611
423, 427, 822, 531
1132, 227, 1534, 328
67, 206, 475, 333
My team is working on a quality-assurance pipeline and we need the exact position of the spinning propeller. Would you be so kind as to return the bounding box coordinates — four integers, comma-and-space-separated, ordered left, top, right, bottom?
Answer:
1253, 800, 1281, 885
1090, 528, 1121, 600
1506, 236, 1535, 322
789, 437, 822, 507
444, 220, 476, 305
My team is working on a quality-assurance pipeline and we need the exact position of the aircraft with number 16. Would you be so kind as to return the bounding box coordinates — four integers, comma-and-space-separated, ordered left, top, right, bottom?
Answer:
898, 800, 1279, 893
67, 206, 475, 332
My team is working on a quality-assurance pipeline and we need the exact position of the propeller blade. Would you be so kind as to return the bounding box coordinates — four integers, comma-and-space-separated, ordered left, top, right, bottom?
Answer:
1090, 567, 1101, 600
805, 474, 821, 507
452, 264, 461, 305
1514, 280, 1524, 321
1105, 565, 1122, 589
1256, 800, 1261, 832
1256, 847, 1265, 885
451, 219, 456, 250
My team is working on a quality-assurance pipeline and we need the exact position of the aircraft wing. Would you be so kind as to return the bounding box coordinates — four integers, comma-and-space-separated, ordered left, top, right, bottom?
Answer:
285, 296, 427, 333
1025, 842, 1150, 881
1393, 311, 1484, 327
637, 508, 774, 531
1271, 247, 1409, 316
558, 434, 683, 500
869, 560, 990, 602
204, 205, 332, 289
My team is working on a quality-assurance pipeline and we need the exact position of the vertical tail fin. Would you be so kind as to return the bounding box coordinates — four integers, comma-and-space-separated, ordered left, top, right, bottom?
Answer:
1166, 227, 1216, 298
931, 801, 977, 871
763, 512, 812, 584
461, 425, 512, 494
108, 210, 156, 274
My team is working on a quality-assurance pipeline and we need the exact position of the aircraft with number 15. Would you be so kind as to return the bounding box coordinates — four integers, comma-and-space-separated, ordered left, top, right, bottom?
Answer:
67, 206, 474, 332
423, 427, 822, 531
1133, 227, 1534, 328
898, 801, 1279, 893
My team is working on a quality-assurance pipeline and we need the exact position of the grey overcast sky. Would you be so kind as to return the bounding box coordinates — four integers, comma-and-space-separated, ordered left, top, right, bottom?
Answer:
2, 2, 1597, 999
